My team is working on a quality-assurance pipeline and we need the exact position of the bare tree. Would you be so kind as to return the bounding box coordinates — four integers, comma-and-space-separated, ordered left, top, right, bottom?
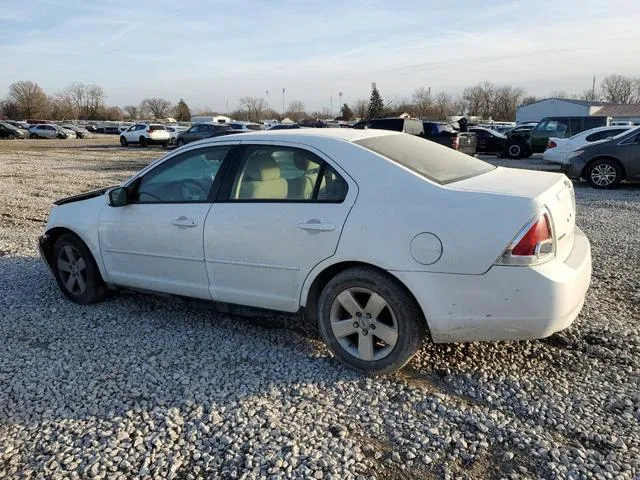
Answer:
411, 87, 432, 118
462, 85, 484, 117
579, 89, 599, 101
452, 95, 467, 116
286, 100, 306, 121
238, 96, 268, 122
8, 81, 48, 118
352, 99, 368, 120
86, 85, 105, 119
48, 95, 75, 120
141, 97, 172, 119
521, 95, 538, 106
433, 92, 454, 120
492, 86, 525, 121
601, 75, 636, 104
123, 105, 139, 120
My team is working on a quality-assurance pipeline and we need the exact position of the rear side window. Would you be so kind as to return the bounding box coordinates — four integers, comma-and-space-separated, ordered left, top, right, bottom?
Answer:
585, 129, 625, 142
355, 134, 495, 185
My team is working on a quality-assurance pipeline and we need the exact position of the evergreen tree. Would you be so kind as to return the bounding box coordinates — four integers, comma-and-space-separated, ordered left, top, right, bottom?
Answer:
367, 84, 384, 120
175, 99, 191, 121
339, 103, 354, 120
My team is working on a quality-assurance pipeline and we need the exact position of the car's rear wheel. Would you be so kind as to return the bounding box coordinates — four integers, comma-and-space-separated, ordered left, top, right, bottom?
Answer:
139, 136, 147, 147
52, 233, 107, 304
161, 142, 168, 148
586, 159, 622, 189
30, 133, 38, 139
120, 136, 128, 147
318, 267, 426, 375
7, 133, 16, 140
176, 139, 185, 147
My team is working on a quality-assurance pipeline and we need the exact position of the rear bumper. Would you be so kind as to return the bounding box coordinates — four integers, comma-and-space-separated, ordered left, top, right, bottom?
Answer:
147, 137, 170, 145
392, 227, 592, 343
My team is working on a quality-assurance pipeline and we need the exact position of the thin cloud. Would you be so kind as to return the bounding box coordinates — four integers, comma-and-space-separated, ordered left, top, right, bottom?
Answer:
97, 22, 139, 47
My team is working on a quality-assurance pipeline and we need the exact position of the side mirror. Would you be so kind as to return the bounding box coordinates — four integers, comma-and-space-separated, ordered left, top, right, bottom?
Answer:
108, 187, 129, 207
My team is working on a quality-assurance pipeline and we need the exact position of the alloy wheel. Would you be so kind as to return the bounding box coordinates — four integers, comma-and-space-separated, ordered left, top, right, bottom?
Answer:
329, 287, 399, 361
590, 164, 617, 187
56, 245, 87, 295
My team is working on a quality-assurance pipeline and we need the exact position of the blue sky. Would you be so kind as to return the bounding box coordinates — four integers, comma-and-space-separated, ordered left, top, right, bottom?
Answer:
2, 0, 639, 113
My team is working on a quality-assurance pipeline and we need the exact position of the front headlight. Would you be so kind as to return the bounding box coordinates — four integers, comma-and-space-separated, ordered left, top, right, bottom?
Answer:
567, 150, 584, 160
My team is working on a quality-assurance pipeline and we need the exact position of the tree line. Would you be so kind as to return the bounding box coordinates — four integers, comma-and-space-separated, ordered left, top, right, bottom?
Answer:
2, 74, 639, 123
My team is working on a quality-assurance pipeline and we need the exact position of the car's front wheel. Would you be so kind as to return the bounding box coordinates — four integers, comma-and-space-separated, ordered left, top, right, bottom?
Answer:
176, 139, 185, 147
52, 233, 107, 304
318, 267, 426, 375
139, 136, 147, 147
586, 158, 622, 189
506, 142, 523, 159
120, 136, 128, 147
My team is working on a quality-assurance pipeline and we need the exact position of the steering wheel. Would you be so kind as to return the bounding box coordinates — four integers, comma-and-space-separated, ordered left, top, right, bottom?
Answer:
180, 179, 208, 201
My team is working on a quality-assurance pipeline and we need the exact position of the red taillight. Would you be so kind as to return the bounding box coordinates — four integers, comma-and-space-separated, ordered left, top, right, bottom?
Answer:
512, 215, 551, 256
451, 136, 460, 149
496, 212, 555, 266
146, 129, 152, 134
548, 140, 557, 149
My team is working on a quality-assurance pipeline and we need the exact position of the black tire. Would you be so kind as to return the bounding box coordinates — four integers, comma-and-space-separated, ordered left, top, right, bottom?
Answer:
30, 133, 38, 139
176, 139, 185, 147
317, 266, 426, 375
120, 136, 128, 147
139, 136, 147, 147
161, 142, 168, 148
7, 134, 16, 140
506, 141, 523, 159
585, 158, 622, 189
52, 233, 107, 305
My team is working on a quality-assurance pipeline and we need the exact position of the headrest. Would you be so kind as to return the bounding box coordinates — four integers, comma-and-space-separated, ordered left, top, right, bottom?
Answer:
245, 154, 281, 181
293, 153, 318, 172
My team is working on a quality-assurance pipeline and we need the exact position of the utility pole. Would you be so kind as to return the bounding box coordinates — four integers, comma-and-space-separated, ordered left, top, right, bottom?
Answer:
282, 88, 285, 117
330, 96, 333, 117
266, 90, 269, 109
592, 75, 596, 100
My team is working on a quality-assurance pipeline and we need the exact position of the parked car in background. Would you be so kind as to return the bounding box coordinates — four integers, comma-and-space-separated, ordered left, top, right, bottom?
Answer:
229, 122, 263, 131
5, 120, 30, 131
29, 124, 65, 139
85, 124, 98, 133
422, 121, 477, 155
504, 117, 611, 159
0, 122, 27, 139
469, 127, 507, 155
166, 125, 188, 145
562, 126, 640, 188
120, 124, 170, 147
267, 124, 302, 130
543, 126, 633, 164
58, 126, 77, 139
38, 129, 591, 375
176, 123, 234, 146
62, 124, 92, 139
366, 118, 424, 136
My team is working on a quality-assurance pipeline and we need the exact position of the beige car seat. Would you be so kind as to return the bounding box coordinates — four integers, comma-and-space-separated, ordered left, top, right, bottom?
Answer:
238, 152, 288, 199
287, 153, 322, 199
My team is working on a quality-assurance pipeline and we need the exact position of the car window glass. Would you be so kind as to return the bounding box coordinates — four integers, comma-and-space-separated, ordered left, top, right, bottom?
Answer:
569, 118, 581, 135
230, 146, 347, 202
135, 146, 230, 203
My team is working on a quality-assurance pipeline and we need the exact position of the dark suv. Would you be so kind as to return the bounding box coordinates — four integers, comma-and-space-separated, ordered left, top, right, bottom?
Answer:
176, 123, 234, 146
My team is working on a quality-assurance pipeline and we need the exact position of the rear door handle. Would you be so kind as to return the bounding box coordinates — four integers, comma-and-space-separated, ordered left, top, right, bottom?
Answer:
171, 216, 198, 228
297, 220, 335, 232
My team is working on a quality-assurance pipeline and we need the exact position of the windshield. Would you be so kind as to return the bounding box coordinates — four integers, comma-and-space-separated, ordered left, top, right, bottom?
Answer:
355, 134, 495, 185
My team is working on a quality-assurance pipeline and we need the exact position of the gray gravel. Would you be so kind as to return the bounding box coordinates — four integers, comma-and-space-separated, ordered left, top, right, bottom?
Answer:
1, 142, 639, 479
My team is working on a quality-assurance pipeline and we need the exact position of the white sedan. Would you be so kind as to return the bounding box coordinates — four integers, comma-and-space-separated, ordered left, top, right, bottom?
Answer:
38, 129, 592, 374
543, 125, 633, 164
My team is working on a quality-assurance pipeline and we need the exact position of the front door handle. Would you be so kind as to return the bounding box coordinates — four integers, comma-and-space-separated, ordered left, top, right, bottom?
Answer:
171, 216, 198, 228
297, 220, 335, 232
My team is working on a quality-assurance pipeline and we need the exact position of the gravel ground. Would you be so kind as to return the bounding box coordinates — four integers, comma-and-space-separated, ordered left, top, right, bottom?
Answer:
0, 140, 638, 479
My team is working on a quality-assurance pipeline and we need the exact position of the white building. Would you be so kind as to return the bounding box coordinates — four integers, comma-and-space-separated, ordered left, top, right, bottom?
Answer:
516, 98, 640, 124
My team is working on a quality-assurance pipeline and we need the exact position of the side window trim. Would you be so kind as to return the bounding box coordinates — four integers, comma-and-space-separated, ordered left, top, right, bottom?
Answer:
126, 144, 238, 204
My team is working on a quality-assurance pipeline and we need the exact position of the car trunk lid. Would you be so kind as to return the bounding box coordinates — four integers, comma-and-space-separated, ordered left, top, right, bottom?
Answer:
449, 167, 576, 261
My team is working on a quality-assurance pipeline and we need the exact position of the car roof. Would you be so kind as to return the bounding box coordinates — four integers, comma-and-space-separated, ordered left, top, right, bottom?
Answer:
193, 128, 399, 146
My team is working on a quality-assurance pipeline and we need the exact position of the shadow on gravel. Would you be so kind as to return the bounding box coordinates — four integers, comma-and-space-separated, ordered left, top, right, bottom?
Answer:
0, 256, 355, 427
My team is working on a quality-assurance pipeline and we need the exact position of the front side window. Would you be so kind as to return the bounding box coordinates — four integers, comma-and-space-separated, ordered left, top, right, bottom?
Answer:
134, 145, 231, 203
535, 119, 568, 136
230, 145, 347, 202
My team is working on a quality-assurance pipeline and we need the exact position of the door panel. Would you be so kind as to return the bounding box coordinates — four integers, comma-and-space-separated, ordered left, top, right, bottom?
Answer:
99, 203, 213, 298
204, 143, 356, 312
98, 144, 234, 298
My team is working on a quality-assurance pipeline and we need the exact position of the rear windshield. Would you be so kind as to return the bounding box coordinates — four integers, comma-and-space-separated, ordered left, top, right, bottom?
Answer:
355, 134, 495, 185
149, 125, 166, 131
367, 119, 403, 131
